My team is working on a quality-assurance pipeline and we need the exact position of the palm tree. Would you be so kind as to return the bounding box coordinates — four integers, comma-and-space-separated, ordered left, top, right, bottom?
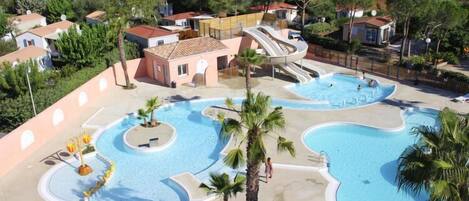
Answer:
396, 108, 468, 201
237, 49, 265, 93
145, 97, 162, 127
219, 92, 296, 201
137, 108, 149, 127
199, 173, 246, 201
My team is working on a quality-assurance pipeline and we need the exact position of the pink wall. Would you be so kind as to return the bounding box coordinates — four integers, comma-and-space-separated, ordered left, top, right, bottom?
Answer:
144, 51, 170, 86
0, 59, 146, 177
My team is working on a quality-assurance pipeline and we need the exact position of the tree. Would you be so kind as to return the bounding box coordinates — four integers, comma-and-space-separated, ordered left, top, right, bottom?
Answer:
219, 92, 295, 201
408, 55, 425, 84
428, 0, 466, 54
15, 0, 46, 14
237, 48, 265, 94
145, 96, 161, 127
0, 60, 44, 98
0, 6, 10, 37
387, 0, 424, 65
0, 40, 17, 56
397, 108, 468, 201
295, 0, 313, 36
105, 0, 160, 89
72, 0, 106, 22
45, 0, 75, 23
199, 173, 245, 201
208, 0, 237, 17
137, 108, 149, 127
306, 0, 335, 21
335, 0, 373, 45
55, 25, 111, 68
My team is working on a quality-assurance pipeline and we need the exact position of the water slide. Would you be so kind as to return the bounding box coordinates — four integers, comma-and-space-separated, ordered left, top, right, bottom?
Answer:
243, 25, 313, 83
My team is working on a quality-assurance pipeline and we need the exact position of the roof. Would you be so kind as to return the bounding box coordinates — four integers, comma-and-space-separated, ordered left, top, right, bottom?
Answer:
86, 10, 106, 21
145, 37, 228, 60
344, 16, 393, 27
250, 2, 297, 11
9, 13, 45, 23
0, 46, 47, 65
28, 20, 75, 37
163, 12, 199, 21
125, 25, 177, 39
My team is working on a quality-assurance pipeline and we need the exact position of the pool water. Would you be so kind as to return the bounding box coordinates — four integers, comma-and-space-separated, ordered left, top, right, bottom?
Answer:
303, 108, 438, 201
288, 74, 395, 108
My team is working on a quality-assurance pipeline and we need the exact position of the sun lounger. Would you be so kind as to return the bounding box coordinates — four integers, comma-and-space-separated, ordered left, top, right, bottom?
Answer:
452, 93, 469, 103
149, 137, 159, 147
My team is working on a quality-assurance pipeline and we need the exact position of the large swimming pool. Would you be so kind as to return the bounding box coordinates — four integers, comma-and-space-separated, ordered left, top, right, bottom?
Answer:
287, 74, 395, 109
303, 108, 438, 201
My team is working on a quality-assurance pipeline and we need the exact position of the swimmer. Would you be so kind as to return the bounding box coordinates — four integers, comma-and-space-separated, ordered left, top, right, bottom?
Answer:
357, 84, 361, 91
329, 83, 333, 87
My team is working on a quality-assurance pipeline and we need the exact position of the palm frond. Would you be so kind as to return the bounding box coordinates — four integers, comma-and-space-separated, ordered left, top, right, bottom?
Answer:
277, 136, 296, 157
220, 118, 243, 140
223, 148, 246, 169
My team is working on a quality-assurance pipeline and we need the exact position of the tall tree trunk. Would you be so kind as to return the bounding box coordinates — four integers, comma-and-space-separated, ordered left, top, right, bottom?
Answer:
435, 38, 441, 54
245, 131, 260, 201
407, 39, 411, 57
301, 8, 306, 35
399, 19, 409, 65
118, 30, 131, 88
245, 65, 251, 93
346, 8, 356, 68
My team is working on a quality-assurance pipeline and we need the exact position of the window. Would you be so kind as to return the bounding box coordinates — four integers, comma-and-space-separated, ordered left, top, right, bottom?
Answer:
366, 28, 377, 43
177, 64, 188, 76
217, 56, 228, 70
157, 40, 164, 45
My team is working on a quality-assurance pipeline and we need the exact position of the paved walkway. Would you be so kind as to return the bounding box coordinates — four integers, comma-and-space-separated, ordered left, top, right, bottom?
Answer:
0, 60, 467, 201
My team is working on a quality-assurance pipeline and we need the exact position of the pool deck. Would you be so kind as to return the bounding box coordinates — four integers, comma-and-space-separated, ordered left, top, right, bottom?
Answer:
124, 123, 175, 152
0, 60, 467, 201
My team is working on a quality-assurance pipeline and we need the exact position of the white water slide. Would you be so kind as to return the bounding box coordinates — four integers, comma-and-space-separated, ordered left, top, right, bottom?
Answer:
243, 25, 313, 83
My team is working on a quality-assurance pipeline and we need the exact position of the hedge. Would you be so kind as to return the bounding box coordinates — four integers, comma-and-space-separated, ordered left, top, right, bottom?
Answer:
305, 34, 349, 52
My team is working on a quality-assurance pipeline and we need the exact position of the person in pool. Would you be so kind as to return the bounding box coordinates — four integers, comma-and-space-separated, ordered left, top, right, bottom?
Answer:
357, 84, 361, 91
329, 83, 333, 87
265, 157, 273, 183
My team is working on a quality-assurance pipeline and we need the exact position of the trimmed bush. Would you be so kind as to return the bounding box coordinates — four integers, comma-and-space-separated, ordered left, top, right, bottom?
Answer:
306, 34, 348, 52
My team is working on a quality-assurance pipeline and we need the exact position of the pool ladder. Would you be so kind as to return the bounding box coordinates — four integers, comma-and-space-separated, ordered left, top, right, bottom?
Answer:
319, 151, 330, 168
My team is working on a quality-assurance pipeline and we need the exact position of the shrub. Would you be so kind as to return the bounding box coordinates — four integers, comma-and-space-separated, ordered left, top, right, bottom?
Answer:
306, 34, 348, 52
305, 22, 337, 35
439, 69, 469, 83
0, 40, 17, 56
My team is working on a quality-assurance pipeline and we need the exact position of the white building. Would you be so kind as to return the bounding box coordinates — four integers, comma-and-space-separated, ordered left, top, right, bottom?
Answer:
2, 12, 47, 40
0, 46, 52, 70
336, 7, 365, 18
15, 20, 78, 55
342, 16, 395, 46
162, 12, 213, 30
249, 2, 298, 22
125, 25, 179, 49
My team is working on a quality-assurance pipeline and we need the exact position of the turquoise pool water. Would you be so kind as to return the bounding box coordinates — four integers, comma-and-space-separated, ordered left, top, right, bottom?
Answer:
303, 108, 439, 201
288, 74, 395, 109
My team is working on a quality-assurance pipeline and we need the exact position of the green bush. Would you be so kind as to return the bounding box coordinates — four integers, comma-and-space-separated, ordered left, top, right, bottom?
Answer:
439, 69, 469, 83
305, 22, 337, 35
0, 61, 45, 98
306, 34, 348, 52
440, 52, 460, 64
0, 39, 17, 56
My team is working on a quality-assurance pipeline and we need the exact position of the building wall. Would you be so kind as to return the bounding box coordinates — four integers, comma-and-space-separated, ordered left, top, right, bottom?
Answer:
16, 33, 47, 50
0, 59, 147, 177
125, 33, 149, 48
148, 34, 179, 47
343, 23, 394, 45
144, 51, 170, 85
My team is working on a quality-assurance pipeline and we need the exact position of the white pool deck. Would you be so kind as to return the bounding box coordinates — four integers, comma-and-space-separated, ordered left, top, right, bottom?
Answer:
0, 60, 467, 201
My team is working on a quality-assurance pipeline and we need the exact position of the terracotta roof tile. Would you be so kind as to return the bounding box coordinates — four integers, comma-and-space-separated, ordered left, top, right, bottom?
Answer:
345, 16, 393, 27
86, 10, 106, 20
163, 12, 199, 21
144, 37, 228, 60
250, 2, 297, 11
125, 25, 176, 39
8, 13, 45, 23
0, 46, 47, 64
28, 20, 75, 37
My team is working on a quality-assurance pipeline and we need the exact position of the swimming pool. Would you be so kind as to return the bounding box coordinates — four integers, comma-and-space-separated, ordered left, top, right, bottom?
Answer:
303, 108, 438, 201
287, 74, 395, 109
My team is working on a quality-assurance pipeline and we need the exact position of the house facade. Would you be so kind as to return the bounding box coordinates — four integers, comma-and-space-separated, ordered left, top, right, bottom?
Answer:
162, 12, 213, 30
0, 46, 52, 70
125, 25, 179, 49
144, 37, 230, 87
336, 7, 365, 18
342, 16, 395, 46
15, 20, 77, 55
250, 2, 298, 22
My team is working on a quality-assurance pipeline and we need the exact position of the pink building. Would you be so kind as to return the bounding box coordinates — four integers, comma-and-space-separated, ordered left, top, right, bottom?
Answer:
144, 37, 230, 87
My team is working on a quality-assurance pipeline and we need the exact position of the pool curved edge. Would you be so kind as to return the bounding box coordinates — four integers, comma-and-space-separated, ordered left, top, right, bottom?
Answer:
283, 72, 398, 111
122, 122, 177, 154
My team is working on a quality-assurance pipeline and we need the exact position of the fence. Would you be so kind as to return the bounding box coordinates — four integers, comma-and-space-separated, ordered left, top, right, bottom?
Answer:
307, 44, 469, 94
